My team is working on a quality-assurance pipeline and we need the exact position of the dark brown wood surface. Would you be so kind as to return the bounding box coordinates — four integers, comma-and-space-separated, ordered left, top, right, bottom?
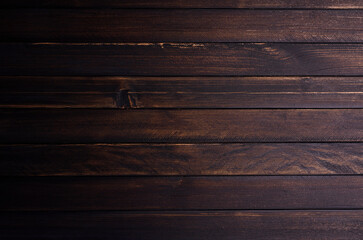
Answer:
2, 176, 362, 211
1, 211, 362, 240
1, 109, 362, 143
2, 1, 363, 239
2, 10, 363, 42
2, 76, 363, 108
0, 92, 119, 108
1, 143, 362, 176
3, 43, 363, 76
122, 76, 363, 108
2, 0, 363, 9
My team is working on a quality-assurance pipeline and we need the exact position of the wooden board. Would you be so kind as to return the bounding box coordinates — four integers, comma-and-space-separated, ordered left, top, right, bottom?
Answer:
3, 43, 363, 76
0, 92, 120, 108
2, 176, 363, 211
1, 0, 363, 9
1, 109, 362, 143
1, 210, 362, 240
2, 2, 363, 239
1, 143, 362, 176
121, 76, 363, 108
2, 10, 363, 42
2, 76, 363, 108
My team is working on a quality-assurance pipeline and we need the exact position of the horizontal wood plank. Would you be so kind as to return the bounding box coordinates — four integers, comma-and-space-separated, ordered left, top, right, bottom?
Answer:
1, 0, 363, 9
1, 109, 362, 143
2, 76, 363, 108
0, 92, 120, 108
1, 210, 362, 240
2, 10, 363, 42
0, 76, 126, 92
1, 143, 362, 176
131, 92, 363, 109
0, 76, 123, 108
1, 176, 363, 210
123, 76, 363, 108
2, 43, 363, 76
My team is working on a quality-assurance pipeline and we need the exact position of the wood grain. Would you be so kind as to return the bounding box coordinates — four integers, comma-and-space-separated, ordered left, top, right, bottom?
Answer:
2, 10, 363, 42
1, 210, 362, 240
2, 76, 363, 108
2, 2, 363, 239
1, 143, 362, 176
122, 76, 363, 108
1, 109, 362, 144
3, 43, 363, 76
0, 93, 120, 108
0, 76, 123, 108
1, 176, 363, 211
1, 0, 363, 9
0, 76, 126, 93
130, 92, 363, 109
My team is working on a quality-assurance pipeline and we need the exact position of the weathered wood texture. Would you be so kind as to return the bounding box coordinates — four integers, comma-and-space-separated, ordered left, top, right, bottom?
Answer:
0, 76, 122, 108
2, 1, 363, 239
1, 143, 362, 176
1, 0, 363, 9
2, 76, 363, 108
0, 93, 120, 108
2, 10, 363, 42
2, 176, 363, 211
1, 210, 362, 240
1, 109, 362, 143
3, 43, 363, 76
120, 76, 363, 108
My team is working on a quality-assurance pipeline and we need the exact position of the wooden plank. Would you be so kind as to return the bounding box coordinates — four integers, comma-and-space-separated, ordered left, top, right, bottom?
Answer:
2, 10, 363, 42
2, 76, 363, 108
2, 43, 363, 76
0, 76, 128, 92
1, 143, 362, 176
0, 76, 124, 108
130, 92, 363, 108
0, 93, 120, 108
0, 76, 125, 108
0, 210, 362, 240
1, 0, 363, 9
1, 176, 363, 210
121, 76, 363, 108
1, 109, 362, 144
